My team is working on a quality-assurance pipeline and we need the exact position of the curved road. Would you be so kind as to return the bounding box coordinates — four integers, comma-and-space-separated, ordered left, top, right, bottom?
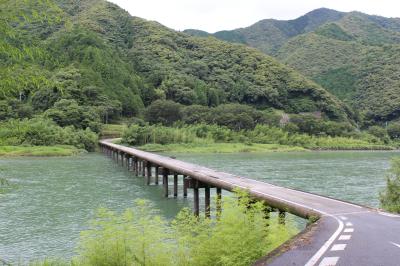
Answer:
100, 140, 400, 266
266, 197, 400, 265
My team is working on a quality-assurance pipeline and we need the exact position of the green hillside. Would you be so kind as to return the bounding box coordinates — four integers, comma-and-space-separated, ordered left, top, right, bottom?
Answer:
185, 9, 400, 123
0, 0, 350, 123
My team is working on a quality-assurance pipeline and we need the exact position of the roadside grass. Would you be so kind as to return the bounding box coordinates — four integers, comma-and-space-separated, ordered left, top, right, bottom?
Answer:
0, 145, 83, 157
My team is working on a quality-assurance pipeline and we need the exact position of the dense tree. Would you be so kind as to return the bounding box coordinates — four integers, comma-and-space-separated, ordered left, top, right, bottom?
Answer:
45, 99, 101, 132
144, 100, 182, 126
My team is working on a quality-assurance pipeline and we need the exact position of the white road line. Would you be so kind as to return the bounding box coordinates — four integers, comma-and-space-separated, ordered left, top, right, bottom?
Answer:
344, 228, 354, 233
339, 216, 348, 220
334, 210, 370, 216
378, 211, 400, 218
346, 222, 353, 226
305, 216, 344, 266
319, 257, 339, 266
339, 235, 352, 240
331, 244, 347, 251
244, 178, 363, 209
251, 189, 329, 215
391, 242, 400, 248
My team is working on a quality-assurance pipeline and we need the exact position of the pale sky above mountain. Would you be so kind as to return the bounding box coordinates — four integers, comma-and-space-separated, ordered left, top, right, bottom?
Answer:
108, 0, 400, 33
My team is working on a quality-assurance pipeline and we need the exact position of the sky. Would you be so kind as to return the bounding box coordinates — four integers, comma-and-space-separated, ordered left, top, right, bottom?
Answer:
108, 0, 400, 33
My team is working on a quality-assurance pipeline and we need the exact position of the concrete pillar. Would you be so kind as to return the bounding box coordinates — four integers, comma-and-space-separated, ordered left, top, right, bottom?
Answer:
155, 166, 159, 185
146, 162, 152, 185
183, 175, 188, 198
142, 161, 146, 177
173, 173, 178, 197
194, 187, 199, 216
205, 186, 210, 218
163, 168, 169, 197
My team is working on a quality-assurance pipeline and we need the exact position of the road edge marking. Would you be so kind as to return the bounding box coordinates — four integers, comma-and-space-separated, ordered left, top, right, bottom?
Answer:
391, 242, 400, 248
304, 216, 344, 266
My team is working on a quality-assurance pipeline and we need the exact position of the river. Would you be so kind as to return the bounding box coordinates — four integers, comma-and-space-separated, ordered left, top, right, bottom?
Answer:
0, 150, 398, 262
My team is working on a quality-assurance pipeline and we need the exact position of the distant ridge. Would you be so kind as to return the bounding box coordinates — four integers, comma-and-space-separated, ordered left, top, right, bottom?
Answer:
185, 8, 400, 122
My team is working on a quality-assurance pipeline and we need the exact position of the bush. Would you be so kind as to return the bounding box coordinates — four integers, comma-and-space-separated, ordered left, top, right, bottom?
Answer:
387, 123, 400, 140
75, 192, 295, 266
380, 158, 400, 213
0, 118, 98, 151
368, 126, 390, 144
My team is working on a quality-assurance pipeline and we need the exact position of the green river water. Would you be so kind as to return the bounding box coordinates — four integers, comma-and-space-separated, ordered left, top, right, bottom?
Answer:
0, 150, 398, 262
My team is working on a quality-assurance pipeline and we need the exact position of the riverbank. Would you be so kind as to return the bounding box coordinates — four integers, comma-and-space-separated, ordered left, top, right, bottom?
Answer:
119, 124, 398, 153
0, 145, 83, 157
138, 143, 307, 153
134, 142, 395, 153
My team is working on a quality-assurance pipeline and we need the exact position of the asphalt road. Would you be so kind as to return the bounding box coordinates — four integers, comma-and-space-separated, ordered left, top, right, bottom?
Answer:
267, 209, 400, 266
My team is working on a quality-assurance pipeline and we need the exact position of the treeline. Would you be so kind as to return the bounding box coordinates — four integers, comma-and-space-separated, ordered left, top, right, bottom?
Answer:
122, 100, 400, 149
122, 124, 394, 151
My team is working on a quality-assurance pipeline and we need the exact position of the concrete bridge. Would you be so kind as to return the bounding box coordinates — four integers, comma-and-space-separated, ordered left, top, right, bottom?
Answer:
99, 139, 400, 266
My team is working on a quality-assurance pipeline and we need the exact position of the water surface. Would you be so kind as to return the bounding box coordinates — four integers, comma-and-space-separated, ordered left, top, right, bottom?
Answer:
0, 151, 398, 262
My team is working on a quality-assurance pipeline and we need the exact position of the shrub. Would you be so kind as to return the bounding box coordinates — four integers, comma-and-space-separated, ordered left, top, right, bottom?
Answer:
75, 192, 295, 266
380, 158, 400, 213
368, 126, 389, 143
387, 123, 400, 140
0, 118, 98, 151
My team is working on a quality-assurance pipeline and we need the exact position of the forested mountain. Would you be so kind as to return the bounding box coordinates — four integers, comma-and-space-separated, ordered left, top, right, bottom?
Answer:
185, 9, 400, 123
0, 0, 351, 126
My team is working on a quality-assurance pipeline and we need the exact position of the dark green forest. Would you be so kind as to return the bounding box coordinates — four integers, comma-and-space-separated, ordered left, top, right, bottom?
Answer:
186, 8, 400, 124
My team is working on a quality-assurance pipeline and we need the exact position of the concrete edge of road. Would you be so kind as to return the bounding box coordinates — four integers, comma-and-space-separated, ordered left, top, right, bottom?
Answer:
252, 216, 326, 266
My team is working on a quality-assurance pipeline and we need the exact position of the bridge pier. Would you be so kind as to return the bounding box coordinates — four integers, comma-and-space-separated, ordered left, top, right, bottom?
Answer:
193, 187, 199, 216
142, 160, 146, 177
155, 166, 159, 185
163, 168, 169, 197
146, 162, 152, 185
99, 143, 230, 219
173, 173, 178, 197
205, 185, 210, 218
183, 175, 188, 198
134, 157, 138, 176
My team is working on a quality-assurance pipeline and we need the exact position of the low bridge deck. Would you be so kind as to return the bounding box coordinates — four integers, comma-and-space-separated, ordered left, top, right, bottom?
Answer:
99, 139, 400, 266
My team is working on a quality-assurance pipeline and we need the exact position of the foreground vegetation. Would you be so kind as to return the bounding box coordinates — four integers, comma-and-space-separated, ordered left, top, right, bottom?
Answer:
380, 158, 400, 213
31, 192, 296, 265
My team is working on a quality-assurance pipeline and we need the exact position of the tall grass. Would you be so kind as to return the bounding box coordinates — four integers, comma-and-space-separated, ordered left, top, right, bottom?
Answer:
122, 124, 394, 150
32, 192, 296, 266
380, 158, 400, 213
